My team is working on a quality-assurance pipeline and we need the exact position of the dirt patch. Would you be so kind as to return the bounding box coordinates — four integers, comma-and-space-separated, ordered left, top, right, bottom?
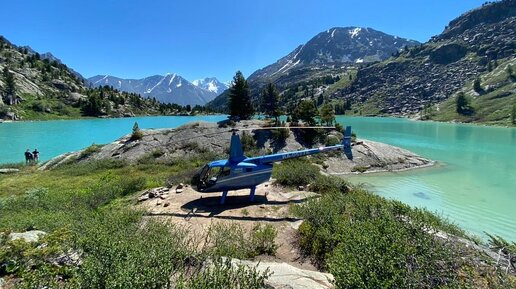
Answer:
137, 181, 319, 271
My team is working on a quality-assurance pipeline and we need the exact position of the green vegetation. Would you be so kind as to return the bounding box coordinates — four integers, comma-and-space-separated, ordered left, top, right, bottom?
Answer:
273, 158, 320, 187
228, 71, 254, 120
129, 122, 143, 141
291, 100, 319, 125
319, 102, 335, 125
323, 69, 358, 97
0, 38, 213, 121
456, 92, 474, 115
291, 183, 515, 288
431, 58, 516, 126
1, 132, 514, 287
0, 154, 276, 288
2, 66, 16, 103
260, 83, 281, 124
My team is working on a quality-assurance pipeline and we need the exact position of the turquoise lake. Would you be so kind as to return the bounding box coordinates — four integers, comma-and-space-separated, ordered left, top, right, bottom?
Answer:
0, 116, 515, 241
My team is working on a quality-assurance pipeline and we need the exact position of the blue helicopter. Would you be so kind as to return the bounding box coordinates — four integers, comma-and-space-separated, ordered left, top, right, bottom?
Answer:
191, 126, 353, 204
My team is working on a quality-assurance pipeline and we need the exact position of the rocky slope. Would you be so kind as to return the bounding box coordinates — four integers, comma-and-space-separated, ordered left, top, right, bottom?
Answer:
0, 36, 171, 120
330, 0, 515, 123
41, 120, 432, 174
88, 74, 228, 106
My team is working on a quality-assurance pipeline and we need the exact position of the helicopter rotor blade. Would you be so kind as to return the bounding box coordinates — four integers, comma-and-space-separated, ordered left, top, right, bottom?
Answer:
235, 126, 336, 131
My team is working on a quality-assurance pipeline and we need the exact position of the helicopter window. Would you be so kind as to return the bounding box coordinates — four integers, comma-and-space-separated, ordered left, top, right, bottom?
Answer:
219, 167, 231, 177
245, 168, 253, 172
207, 167, 221, 180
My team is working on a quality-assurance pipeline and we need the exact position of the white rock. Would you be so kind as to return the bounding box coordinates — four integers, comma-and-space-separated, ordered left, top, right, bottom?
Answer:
8, 230, 47, 242
232, 259, 334, 289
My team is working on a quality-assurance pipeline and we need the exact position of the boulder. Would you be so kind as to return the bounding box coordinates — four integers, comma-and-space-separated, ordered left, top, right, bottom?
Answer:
230, 259, 334, 289
51, 79, 70, 91
8, 230, 47, 242
50, 251, 82, 266
0, 168, 19, 174
68, 92, 86, 102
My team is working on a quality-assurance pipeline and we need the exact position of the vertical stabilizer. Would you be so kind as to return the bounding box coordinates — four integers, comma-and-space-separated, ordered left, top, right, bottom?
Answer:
229, 132, 246, 163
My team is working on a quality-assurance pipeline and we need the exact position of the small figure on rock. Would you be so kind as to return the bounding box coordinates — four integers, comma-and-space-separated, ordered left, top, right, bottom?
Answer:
24, 149, 33, 165
32, 149, 40, 163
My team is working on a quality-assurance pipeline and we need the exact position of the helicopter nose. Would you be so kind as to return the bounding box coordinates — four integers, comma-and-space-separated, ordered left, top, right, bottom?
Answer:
191, 173, 200, 188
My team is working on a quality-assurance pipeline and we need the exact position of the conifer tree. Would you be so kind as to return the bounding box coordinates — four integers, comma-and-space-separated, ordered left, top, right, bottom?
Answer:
456, 92, 472, 115
512, 104, 516, 125
261, 82, 281, 124
2, 66, 16, 104
473, 78, 482, 92
228, 71, 254, 120
292, 100, 319, 126
319, 102, 336, 126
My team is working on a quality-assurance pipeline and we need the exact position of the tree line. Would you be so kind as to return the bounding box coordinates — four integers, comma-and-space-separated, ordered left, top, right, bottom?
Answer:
226, 71, 338, 126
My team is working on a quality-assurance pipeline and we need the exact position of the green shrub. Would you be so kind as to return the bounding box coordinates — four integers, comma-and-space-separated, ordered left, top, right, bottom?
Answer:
310, 174, 350, 194
119, 176, 146, 196
129, 122, 143, 141
240, 132, 256, 153
205, 223, 251, 259
270, 128, 289, 144
351, 165, 368, 173
324, 135, 341, 146
293, 189, 468, 288
273, 158, 319, 187
78, 144, 102, 159
250, 224, 278, 256
76, 210, 191, 288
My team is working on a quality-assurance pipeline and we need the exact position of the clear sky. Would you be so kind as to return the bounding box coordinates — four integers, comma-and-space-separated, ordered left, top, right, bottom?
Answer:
3, 0, 486, 82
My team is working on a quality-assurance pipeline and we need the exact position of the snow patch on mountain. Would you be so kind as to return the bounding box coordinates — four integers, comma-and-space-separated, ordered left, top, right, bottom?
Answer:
191, 77, 229, 94
349, 27, 362, 38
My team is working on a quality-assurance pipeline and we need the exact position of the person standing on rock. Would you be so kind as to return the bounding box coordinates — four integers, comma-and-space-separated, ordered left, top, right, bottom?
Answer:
32, 149, 40, 163
24, 149, 33, 165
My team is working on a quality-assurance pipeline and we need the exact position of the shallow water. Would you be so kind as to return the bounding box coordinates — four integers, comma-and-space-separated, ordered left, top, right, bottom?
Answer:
0, 115, 514, 240
336, 116, 516, 241
0, 115, 227, 164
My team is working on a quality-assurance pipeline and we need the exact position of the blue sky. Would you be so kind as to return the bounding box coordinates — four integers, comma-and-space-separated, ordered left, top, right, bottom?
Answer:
3, 0, 486, 82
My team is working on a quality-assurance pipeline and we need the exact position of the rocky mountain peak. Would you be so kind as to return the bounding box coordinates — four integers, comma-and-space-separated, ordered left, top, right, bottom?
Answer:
247, 26, 419, 84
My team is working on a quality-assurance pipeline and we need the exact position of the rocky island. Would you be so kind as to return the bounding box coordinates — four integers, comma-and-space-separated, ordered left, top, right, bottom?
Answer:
40, 120, 433, 174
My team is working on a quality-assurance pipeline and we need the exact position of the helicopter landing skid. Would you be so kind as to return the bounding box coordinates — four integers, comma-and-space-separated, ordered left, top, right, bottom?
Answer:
219, 186, 257, 205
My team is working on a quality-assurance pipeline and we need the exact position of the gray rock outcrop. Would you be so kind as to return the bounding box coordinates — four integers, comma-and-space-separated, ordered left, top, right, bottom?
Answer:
41, 120, 432, 174
231, 259, 334, 289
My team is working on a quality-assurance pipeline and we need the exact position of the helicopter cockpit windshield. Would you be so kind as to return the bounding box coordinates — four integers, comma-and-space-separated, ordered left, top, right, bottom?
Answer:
195, 165, 231, 190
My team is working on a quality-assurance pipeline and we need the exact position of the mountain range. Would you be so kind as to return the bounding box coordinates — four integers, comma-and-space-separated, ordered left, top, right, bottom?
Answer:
248, 27, 419, 83
208, 0, 515, 125
2, 0, 514, 124
208, 26, 420, 110
88, 74, 228, 106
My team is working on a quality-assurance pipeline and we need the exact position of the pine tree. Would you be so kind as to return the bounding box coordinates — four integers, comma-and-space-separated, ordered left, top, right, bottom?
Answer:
319, 102, 336, 126
512, 104, 516, 125
228, 71, 254, 120
131, 122, 143, 140
456, 92, 472, 115
2, 66, 16, 104
260, 82, 281, 124
473, 78, 482, 92
292, 100, 319, 126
